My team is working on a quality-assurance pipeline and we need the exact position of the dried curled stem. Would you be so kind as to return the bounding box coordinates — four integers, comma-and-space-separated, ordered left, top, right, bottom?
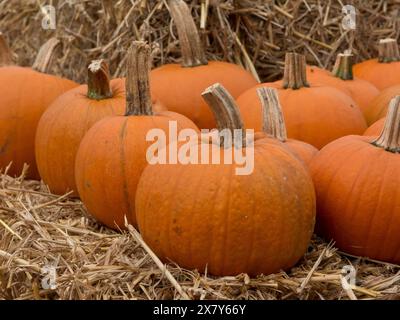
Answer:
257, 87, 287, 142
32, 37, 60, 73
169, 0, 207, 67
372, 96, 400, 152
125, 41, 153, 116
282, 53, 309, 90
87, 59, 113, 100
202, 83, 246, 147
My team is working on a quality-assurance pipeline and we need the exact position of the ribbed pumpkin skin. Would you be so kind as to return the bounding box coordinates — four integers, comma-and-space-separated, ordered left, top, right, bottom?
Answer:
150, 61, 258, 129
0, 66, 77, 179
284, 139, 318, 167
310, 136, 400, 263
136, 138, 316, 276
35, 79, 126, 196
237, 83, 367, 149
354, 59, 400, 90
363, 85, 400, 125
254, 134, 317, 168
306, 65, 331, 77
306, 66, 352, 95
306, 69, 379, 118
75, 112, 198, 229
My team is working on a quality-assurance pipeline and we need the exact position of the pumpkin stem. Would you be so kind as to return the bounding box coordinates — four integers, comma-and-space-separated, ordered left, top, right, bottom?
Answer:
32, 38, 60, 73
332, 53, 354, 80
372, 96, 400, 152
125, 41, 153, 116
202, 83, 246, 147
282, 53, 309, 90
169, 0, 208, 67
87, 59, 113, 100
0, 32, 13, 67
378, 38, 400, 63
257, 87, 287, 142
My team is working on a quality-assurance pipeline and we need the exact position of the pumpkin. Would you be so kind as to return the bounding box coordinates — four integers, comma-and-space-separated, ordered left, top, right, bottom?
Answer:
364, 117, 385, 136
307, 53, 379, 117
363, 92, 398, 136
354, 38, 400, 90
135, 83, 316, 276
306, 65, 330, 77
310, 95, 400, 263
35, 60, 127, 196
0, 36, 78, 179
237, 53, 367, 149
149, 0, 258, 129
363, 84, 400, 126
75, 42, 199, 229
257, 87, 318, 166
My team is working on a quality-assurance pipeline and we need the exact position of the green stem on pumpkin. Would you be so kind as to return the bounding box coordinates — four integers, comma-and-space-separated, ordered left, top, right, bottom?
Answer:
0, 32, 13, 67
87, 59, 113, 100
332, 53, 354, 80
282, 53, 309, 90
125, 41, 153, 116
378, 38, 400, 63
257, 87, 287, 142
169, 0, 208, 67
32, 38, 61, 73
202, 83, 246, 147
372, 95, 400, 152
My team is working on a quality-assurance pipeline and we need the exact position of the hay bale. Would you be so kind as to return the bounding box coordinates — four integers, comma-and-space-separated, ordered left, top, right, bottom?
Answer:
0, 1, 398, 83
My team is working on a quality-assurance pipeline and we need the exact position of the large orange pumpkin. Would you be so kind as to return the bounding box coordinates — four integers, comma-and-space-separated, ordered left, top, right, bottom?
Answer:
75, 42, 198, 230
136, 83, 316, 276
257, 87, 318, 166
35, 60, 127, 196
363, 93, 399, 136
306, 53, 379, 118
363, 84, 400, 126
310, 95, 400, 263
237, 53, 367, 149
354, 38, 400, 90
149, 0, 258, 129
0, 36, 78, 179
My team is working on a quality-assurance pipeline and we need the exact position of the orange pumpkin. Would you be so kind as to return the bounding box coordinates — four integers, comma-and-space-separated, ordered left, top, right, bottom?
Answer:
257, 87, 318, 166
75, 42, 198, 230
306, 65, 330, 77
237, 53, 367, 149
310, 95, 400, 263
354, 38, 400, 90
136, 83, 316, 276
363, 84, 400, 126
364, 117, 385, 136
150, 0, 258, 129
307, 53, 379, 118
35, 60, 127, 196
0, 36, 78, 179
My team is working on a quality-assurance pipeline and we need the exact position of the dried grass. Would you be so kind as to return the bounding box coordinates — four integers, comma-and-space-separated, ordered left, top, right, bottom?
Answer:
0, 167, 399, 300
0, 0, 400, 300
0, 0, 399, 83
